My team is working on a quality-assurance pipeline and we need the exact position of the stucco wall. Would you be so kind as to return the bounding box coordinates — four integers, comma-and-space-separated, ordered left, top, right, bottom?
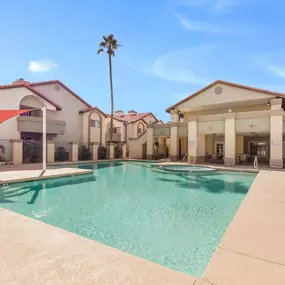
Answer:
0, 87, 56, 140
128, 132, 147, 159
184, 104, 270, 119
236, 135, 244, 154
178, 83, 274, 112
33, 84, 88, 142
105, 117, 125, 142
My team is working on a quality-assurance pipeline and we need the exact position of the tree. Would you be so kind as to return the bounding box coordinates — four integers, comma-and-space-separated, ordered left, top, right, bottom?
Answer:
97, 34, 121, 143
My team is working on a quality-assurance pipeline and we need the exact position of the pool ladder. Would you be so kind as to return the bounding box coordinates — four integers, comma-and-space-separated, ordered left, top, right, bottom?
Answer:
182, 153, 188, 162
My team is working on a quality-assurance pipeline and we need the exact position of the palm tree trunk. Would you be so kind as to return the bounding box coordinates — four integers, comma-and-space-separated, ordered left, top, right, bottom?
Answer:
108, 53, 114, 144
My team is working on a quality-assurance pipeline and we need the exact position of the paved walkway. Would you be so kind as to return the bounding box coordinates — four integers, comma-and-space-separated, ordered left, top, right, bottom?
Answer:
201, 170, 285, 285
0, 168, 93, 184
0, 209, 196, 285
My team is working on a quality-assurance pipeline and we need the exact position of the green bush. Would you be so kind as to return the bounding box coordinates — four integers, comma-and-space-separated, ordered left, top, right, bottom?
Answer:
55, 146, 69, 161
78, 145, 92, 161
98, 146, 107, 159
114, 144, 122, 159
0, 145, 5, 162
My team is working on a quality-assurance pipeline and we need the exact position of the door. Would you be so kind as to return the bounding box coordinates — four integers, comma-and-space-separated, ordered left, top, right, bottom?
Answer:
215, 142, 224, 157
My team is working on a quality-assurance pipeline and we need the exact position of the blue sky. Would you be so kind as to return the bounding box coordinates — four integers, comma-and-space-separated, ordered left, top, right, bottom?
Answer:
0, 0, 285, 121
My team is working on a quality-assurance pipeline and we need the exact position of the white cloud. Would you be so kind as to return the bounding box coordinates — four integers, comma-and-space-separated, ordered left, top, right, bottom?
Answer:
127, 46, 214, 85
28, 59, 57, 73
174, 12, 255, 35
177, 0, 241, 13
174, 12, 219, 33
267, 65, 285, 79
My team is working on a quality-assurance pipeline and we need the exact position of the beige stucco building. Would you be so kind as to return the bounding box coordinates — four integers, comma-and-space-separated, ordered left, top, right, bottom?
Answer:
0, 79, 160, 162
146, 80, 285, 168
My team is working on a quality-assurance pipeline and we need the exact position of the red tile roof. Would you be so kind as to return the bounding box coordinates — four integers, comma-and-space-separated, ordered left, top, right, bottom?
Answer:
0, 83, 62, 110
108, 112, 158, 124
166, 80, 285, 112
79, 106, 107, 117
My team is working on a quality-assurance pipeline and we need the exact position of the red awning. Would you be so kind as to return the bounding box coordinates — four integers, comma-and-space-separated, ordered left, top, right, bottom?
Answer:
0, 109, 32, 124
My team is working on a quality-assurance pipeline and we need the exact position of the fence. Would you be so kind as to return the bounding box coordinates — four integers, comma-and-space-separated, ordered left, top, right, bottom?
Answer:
22, 140, 43, 163
54, 142, 72, 162
0, 140, 12, 162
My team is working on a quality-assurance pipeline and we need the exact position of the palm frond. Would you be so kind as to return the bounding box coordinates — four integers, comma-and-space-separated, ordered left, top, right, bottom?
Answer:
99, 41, 106, 47
97, 48, 104, 54
107, 34, 114, 41
111, 39, 117, 46
103, 36, 108, 42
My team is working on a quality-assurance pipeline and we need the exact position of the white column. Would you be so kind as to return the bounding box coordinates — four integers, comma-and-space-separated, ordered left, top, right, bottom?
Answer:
170, 124, 178, 161
10, 139, 23, 164
91, 143, 98, 160
270, 99, 283, 168
188, 120, 198, 163
108, 143, 114, 159
170, 110, 179, 161
224, 114, 236, 166
122, 143, 127, 159
197, 134, 206, 162
147, 127, 154, 159
42, 107, 46, 171
70, 142, 78, 162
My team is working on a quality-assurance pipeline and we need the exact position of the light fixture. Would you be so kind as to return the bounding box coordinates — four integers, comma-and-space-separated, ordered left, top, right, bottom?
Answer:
267, 102, 271, 106
228, 108, 232, 113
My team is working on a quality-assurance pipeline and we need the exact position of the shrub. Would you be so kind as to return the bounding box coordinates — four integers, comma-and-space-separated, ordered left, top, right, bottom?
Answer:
98, 146, 107, 159
55, 146, 69, 161
0, 145, 5, 162
114, 144, 122, 159
78, 145, 92, 161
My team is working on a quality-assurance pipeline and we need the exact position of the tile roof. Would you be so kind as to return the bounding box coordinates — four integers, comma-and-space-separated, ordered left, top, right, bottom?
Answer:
0, 83, 62, 110
79, 106, 107, 117
166, 80, 285, 112
108, 112, 158, 124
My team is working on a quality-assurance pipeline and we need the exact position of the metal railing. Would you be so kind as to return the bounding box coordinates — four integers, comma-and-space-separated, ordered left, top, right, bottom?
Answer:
0, 140, 12, 162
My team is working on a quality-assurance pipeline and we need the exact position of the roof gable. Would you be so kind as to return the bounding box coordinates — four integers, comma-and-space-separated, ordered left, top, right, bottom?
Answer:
166, 80, 285, 112
30, 80, 92, 108
79, 106, 107, 117
0, 84, 61, 110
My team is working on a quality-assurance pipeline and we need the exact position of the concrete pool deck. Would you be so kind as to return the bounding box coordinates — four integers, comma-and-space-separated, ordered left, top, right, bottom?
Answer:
0, 208, 196, 285
0, 168, 93, 185
1, 167, 285, 284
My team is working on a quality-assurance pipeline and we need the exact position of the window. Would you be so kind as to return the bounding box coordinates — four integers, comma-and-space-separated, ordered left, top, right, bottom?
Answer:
20, 111, 32, 117
215, 142, 224, 156
90, 119, 100, 128
137, 123, 145, 136
249, 141, 267, 156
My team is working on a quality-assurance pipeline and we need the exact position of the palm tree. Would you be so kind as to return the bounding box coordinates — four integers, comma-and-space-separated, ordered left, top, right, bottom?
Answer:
97, 34, 121, 143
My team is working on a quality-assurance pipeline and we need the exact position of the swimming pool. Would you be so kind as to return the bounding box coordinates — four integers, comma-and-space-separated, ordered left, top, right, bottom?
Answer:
0, 162, 256, 277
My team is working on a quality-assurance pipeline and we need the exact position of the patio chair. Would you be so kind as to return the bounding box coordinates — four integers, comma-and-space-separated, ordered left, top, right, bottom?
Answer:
0, 161, 13, 170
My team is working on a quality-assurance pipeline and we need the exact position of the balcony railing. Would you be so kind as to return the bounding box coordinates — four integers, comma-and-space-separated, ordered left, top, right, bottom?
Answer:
17, 116, 66, 135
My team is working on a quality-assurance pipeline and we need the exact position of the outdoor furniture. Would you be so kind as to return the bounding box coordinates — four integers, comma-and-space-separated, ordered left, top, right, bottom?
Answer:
0, 161, 13, 169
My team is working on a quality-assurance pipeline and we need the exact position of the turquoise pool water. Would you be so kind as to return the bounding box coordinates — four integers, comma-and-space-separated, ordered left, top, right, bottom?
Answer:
0, 162, 256, 277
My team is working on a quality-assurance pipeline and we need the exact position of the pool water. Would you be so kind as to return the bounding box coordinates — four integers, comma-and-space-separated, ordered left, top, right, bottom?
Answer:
0, 162, 256, 277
